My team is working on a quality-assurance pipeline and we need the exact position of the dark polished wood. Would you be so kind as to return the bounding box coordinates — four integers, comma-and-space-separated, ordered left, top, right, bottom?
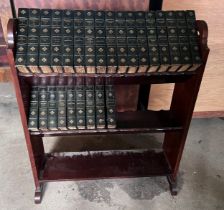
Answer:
40, 150, 171, 182
7, 19, 45, 198
19, 72, 196, 85
10, 0, 16, 18
163, 21, 210, 182
7, 14, 209, 203
0, 19, 8, 67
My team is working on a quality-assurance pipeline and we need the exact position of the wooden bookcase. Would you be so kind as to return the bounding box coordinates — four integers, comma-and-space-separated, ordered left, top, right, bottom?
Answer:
6, 4, 209, 204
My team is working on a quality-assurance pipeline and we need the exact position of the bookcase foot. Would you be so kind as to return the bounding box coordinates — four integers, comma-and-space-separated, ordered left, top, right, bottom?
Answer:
167, 175, 178, 196
34, 185, 43, 204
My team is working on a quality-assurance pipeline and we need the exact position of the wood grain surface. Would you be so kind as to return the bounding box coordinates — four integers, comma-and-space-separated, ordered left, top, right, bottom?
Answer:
0, 0, 224, 114
148, 0, 224, 113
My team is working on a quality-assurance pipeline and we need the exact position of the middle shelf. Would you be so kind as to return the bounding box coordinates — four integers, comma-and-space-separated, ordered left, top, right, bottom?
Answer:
30, 110, 183, 137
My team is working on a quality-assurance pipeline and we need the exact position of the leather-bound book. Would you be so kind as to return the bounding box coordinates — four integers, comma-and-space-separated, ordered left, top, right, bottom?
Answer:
28, 86, 39, 131
95, 77, 106, 129
67, 77, 77, 129
76, 77, 86, 129
85, 77, 96, 129
47, 86, 58, 130
38, 86, 48, 131
105, 78, 116, 129
27, 9, 41, 73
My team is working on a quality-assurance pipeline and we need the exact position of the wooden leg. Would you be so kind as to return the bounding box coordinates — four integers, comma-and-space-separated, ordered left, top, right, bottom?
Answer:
34, 184, 43, 204
167, 175, 178, 196
30, 135, 45, 172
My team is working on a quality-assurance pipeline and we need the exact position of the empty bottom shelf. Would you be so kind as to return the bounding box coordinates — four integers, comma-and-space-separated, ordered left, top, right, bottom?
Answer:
40, 150, 172, 182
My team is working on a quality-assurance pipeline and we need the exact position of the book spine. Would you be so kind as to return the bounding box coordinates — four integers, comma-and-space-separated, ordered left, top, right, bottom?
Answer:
76, 77, 86, 129
85, 77, 96, 129
95, 26, 106, 73
147, 25, 160, 72
105, 78, 116, 128
74, 13, 85, 73
51, 9, 63, 73
165, 11, 182, 72
106, 45, 117, 73
57, 85, 67, 130
16, 8, 29, 73
155, 12, 170, 72
38, 86, 48, 130
47, 86, 58, 130
28, 86, 39, 131
62, 10, 75, 73
67, 77, 77, 129
95, 77, 106, 129
27, 9, 41, 73
39, 9, 52, 73
175, 11, 192, 72
186, 11, 202, 71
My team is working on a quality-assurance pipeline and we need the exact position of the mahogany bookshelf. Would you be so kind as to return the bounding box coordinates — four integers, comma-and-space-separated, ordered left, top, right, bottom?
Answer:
6, 5, 209, 204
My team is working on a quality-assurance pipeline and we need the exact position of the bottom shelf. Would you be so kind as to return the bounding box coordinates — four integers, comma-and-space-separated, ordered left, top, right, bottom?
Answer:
40, 149, 171, 182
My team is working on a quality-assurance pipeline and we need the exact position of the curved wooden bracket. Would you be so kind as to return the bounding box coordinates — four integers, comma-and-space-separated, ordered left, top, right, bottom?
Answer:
196, 20, 210, 62
7, 18, 17, 50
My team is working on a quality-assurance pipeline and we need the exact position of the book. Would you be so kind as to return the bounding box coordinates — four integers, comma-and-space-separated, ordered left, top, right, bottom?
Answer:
95, 77, 106, 129
74, 45, 85, 73
168, 44, 182, 72
39, 9, 52, 73
67, 78, 77, 129
50, 10, 63, 73
62, 12, 74, 73
76, 77, 86, 129
158, 45, 170, 72
47, 86, 58, 130
96, 45, 107, 73
28, 86, 39, 131
38, 86, 48, 130
148, 45, 160, 72
85, 77, 96, 129
57, 86, 67, 130
27, 9, 41, 73
105, 78, 116, 128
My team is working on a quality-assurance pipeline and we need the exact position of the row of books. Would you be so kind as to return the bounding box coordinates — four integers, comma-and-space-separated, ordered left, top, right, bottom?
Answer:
17, 9, 196, 21
28, 78, 116, 131
15, 9, 202, 74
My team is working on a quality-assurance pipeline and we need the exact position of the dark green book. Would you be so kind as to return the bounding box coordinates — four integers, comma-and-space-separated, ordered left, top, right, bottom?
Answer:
85, 77, 96, 129
16, 9, 29, 73
95, 77, 106, 129
57, 86, 67, 130
27, 9, 41, 73
47, 86, 58, 130
105, 78, 116, 129
76, 77, 86, 129
38, 86, 48, 131
158, 45, 170, 72
62, 11, 74, 73
67, 78, 77, 129
168, 44, 182, 72
28, 86, 39, 131
39, 9, 52, 73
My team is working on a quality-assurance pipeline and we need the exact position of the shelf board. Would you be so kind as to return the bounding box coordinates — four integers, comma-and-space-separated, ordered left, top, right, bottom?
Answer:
40, 149, 172, 182
19, 71, 196, 85
30, 110, 183, 137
